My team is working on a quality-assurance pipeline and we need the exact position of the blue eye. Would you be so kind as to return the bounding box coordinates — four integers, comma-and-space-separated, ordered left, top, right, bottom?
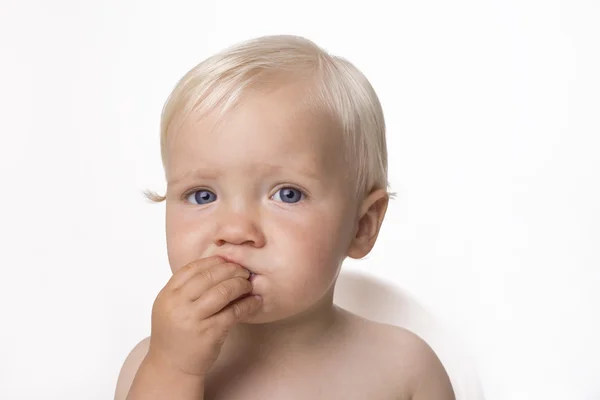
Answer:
273, 187, 304, 204
188, 190, 217, 205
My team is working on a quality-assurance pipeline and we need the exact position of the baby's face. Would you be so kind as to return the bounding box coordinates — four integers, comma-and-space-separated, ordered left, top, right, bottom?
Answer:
164, 82, 359, 323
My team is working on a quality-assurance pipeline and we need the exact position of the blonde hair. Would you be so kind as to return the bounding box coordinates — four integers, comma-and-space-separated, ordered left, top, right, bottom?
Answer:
144, 35, 392, 202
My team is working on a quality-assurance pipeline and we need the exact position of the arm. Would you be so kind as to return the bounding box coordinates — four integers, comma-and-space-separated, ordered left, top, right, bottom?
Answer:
114, 337, 205, 400
114, 337, 150, 400
410, 341, 455, 400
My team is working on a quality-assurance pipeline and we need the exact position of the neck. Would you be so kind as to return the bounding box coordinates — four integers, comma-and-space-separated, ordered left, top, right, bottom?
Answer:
228, 288, 346, 359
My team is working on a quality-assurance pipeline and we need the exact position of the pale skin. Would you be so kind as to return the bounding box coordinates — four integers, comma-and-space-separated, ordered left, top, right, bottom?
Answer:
115, 79, 455, 400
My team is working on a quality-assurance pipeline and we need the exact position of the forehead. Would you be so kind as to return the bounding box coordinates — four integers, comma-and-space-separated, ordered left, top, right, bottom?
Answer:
166, 83, 346, 181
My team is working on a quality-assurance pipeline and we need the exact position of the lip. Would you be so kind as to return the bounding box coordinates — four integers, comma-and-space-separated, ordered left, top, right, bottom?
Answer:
217, 255, 243, 266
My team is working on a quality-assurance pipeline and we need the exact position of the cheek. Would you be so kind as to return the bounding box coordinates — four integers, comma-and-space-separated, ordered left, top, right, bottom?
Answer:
273, 209, 352, 281
165, 209, 212, 272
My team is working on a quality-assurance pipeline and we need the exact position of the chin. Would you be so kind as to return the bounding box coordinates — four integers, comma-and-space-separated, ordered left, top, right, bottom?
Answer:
237, 302, 298, 325
239, 303, 316, 325
238, 311, 278, 325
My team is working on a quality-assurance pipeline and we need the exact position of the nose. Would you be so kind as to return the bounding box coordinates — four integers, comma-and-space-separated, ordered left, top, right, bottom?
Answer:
213, 208, 266, 248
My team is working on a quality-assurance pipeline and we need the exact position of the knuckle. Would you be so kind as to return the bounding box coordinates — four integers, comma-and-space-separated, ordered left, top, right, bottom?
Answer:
229, 263, 243, 274
232, 277, 249, 293
217, 282, 233, 298
200, 269, 213, 283
215, 263, 235, 276
184, 259, 201, 272
173, 260, 197, 279
232, 303, 243, 321
154, 288, 170, 309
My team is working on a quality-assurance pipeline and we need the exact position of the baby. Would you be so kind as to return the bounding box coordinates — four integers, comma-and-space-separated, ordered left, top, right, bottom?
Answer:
115, 35, 455, 400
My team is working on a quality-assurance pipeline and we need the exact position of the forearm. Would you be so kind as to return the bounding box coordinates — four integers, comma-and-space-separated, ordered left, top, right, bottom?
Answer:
126, 355, 205, 400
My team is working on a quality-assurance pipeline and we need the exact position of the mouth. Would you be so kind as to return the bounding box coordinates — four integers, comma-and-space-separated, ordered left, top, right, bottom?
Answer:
217, 255, 257, 281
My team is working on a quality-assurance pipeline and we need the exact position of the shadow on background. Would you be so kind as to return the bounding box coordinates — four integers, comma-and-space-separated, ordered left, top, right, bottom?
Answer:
334, 270, 486, 400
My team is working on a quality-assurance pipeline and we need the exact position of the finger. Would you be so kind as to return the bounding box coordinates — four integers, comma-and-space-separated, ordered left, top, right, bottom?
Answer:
212, 294, 262, 327
180, 263, 251, 301
166, 256, 227, 290
193, 276, 254, 318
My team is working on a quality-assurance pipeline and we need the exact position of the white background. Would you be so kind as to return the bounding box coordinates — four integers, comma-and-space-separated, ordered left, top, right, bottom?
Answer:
1, 0, 598, 399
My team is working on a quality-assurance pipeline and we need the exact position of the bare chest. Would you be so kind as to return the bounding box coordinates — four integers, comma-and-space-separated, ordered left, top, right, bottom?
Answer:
203, 351, 410, 400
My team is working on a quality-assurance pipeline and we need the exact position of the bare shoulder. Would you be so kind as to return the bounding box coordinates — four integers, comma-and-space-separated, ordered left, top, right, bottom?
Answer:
372, 323, 455, 400
345, 313, 455, 400
114, 336, 150, 400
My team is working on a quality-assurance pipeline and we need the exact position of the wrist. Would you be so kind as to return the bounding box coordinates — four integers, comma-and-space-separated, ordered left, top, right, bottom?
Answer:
145, 349, 206, 380
127, 352, 205, 400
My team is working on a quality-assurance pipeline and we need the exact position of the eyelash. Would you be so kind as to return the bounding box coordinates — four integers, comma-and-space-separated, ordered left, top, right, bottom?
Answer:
181, 186, 309, 203
272, 185, 307, 203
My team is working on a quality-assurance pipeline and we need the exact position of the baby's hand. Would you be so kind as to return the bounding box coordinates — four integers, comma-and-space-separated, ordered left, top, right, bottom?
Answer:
146, 256, 261, 377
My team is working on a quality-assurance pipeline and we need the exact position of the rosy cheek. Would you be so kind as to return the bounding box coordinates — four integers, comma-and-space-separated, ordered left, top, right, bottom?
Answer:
167, 220, 212, 271
285, 218, 342, 266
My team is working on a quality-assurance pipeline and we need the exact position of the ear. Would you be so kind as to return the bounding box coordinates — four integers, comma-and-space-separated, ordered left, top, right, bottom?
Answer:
347, 188, 389, 259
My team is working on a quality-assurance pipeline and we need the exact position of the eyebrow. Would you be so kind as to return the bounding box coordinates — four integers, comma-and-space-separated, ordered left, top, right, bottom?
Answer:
167, 167, 218, 187
167, 163, 322, 187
